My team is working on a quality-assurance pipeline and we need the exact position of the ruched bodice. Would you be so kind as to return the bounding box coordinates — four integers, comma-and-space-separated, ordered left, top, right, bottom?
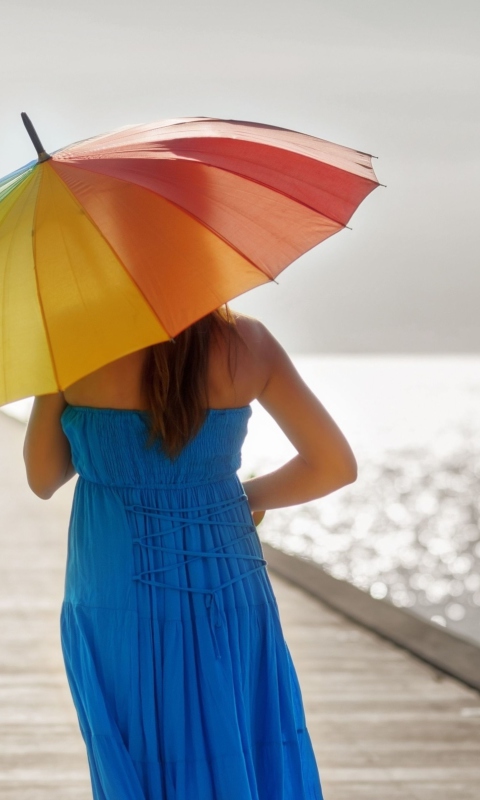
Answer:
61, 404, 252, 487
58, 402, 324, 800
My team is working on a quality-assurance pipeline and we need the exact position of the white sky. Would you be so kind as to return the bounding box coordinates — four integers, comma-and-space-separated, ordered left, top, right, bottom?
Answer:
1, 0, 479, 352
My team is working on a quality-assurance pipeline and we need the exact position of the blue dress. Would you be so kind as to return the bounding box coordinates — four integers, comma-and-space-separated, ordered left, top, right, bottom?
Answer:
60, 403, 324, 799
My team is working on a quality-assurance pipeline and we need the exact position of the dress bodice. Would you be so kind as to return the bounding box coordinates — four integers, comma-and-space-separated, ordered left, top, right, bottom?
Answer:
60, 404, 252, 488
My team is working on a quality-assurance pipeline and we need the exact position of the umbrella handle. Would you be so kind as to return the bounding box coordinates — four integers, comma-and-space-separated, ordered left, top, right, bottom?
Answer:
21, 113, 51, 162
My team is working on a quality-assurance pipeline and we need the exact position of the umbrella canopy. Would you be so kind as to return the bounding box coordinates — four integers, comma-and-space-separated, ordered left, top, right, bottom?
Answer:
0, 115, 380, 406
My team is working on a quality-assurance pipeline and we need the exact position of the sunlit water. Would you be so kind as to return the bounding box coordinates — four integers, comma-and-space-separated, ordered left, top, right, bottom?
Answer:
238, 355, 480, 646
4, 355, 480, 645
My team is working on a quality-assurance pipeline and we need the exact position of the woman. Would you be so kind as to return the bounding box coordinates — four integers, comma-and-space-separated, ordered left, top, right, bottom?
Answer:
23, 306, 357, 799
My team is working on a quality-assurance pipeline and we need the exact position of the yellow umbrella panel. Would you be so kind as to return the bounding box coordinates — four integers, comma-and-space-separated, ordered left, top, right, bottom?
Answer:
0, 162, 171, 405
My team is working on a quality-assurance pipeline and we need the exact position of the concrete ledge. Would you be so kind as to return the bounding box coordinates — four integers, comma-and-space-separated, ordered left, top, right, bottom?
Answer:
262, 541, 480, 692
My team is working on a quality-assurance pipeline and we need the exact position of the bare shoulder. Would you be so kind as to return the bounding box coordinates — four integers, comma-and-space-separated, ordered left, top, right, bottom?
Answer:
229, 308, 305, 393
230, 311, 280, 363
232, 310, 357, 477
231, 311, 267, 345
231, 312, 300, 401
229, 310, 319, 412
228, 311, 282, 393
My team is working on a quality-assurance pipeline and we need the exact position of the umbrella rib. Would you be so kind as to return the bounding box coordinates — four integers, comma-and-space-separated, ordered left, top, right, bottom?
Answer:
31, 168, 62, 392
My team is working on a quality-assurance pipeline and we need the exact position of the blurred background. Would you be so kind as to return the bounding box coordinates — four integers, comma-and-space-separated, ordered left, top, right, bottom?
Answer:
1, 0, 479, 643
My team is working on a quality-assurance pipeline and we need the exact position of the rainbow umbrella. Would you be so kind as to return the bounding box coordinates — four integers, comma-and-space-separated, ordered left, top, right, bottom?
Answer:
0, 114, 380, 406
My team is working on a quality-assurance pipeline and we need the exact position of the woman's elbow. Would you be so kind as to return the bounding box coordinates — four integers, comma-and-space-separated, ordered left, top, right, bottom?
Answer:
35, 487, 55, 501
25, 471, 55, 500
23, 453, 56, 500
24, 456, 76, 499
330, 455, 358, 490
342, 461, 358, 486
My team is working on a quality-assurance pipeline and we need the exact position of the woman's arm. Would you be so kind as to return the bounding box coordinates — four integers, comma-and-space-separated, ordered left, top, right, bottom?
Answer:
23, 393, 77, 500
242, 323, 357, 513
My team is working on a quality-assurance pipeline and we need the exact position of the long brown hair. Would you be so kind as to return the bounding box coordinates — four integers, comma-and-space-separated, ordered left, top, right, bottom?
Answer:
141, 304, 240, 459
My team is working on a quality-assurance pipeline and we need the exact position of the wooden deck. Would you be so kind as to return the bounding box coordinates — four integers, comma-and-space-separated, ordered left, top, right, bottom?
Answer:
1, 410, 479, 799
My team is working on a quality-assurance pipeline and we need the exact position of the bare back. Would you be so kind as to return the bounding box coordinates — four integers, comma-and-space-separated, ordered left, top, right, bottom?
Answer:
26, 311, 357, 502
62, 312, 269, 412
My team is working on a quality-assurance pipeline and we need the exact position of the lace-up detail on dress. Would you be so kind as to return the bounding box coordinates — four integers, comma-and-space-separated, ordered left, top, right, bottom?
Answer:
126, 496, 267, 659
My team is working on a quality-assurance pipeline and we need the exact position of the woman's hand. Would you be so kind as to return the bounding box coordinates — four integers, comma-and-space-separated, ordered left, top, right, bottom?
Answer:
252, 509, 266, 527
23, 393, 77, 499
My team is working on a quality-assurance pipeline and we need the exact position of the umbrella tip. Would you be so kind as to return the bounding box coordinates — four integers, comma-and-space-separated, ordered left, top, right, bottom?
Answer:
21, 112, 51, 162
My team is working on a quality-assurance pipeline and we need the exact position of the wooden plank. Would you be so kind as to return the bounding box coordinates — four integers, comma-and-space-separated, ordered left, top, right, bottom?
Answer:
262, 540, 480, 691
